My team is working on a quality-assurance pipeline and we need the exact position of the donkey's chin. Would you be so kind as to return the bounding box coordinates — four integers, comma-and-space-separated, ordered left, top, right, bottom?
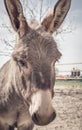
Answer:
32, 112, 56, 126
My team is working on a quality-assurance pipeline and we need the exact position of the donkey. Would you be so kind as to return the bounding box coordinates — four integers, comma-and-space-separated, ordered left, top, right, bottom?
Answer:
0, 0, 71, 130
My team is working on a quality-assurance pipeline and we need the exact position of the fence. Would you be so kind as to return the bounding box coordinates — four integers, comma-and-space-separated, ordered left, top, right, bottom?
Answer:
55, 62, 82, 76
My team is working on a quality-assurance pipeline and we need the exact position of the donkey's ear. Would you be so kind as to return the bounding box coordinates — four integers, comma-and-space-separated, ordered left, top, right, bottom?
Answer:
4, 0, 28, 37
41, 0, 71, 33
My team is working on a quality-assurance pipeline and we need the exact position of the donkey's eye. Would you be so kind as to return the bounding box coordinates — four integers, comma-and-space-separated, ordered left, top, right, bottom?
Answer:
18, 60, 27, 67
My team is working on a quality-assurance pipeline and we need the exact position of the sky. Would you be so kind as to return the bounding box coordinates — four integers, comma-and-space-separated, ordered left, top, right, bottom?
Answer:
0, 0, 82, 75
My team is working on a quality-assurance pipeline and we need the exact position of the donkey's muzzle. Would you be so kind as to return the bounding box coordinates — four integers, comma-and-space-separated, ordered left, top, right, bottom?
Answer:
32, 111, 56, 126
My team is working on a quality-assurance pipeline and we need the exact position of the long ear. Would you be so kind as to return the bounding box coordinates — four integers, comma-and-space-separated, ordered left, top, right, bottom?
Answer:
4, 0, 28, 37
41, 0, 71, 33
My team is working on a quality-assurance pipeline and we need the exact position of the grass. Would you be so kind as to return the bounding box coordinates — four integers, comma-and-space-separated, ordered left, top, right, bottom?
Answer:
55, 80, 82, 86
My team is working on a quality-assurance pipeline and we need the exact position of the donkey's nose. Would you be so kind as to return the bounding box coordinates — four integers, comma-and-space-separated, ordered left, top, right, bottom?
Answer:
32, 111, 56, 125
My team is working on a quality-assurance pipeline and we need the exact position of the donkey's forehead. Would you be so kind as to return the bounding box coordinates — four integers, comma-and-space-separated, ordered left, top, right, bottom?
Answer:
20, 28, 53, 44
15, 29, 61, 63
19, 28, 56, 47
15, 29, 55, 51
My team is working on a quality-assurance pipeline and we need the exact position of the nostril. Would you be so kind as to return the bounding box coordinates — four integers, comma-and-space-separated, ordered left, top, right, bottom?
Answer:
52, 111, 56, 120
50, 111, 56, 122
32, 113, 40, 123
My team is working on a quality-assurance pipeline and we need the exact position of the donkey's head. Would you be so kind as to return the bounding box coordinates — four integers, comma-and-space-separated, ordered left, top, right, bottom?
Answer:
4, 0, 71, 126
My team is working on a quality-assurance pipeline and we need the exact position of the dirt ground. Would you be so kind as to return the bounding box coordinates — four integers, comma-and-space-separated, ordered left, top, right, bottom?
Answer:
33, 85, 82, 130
